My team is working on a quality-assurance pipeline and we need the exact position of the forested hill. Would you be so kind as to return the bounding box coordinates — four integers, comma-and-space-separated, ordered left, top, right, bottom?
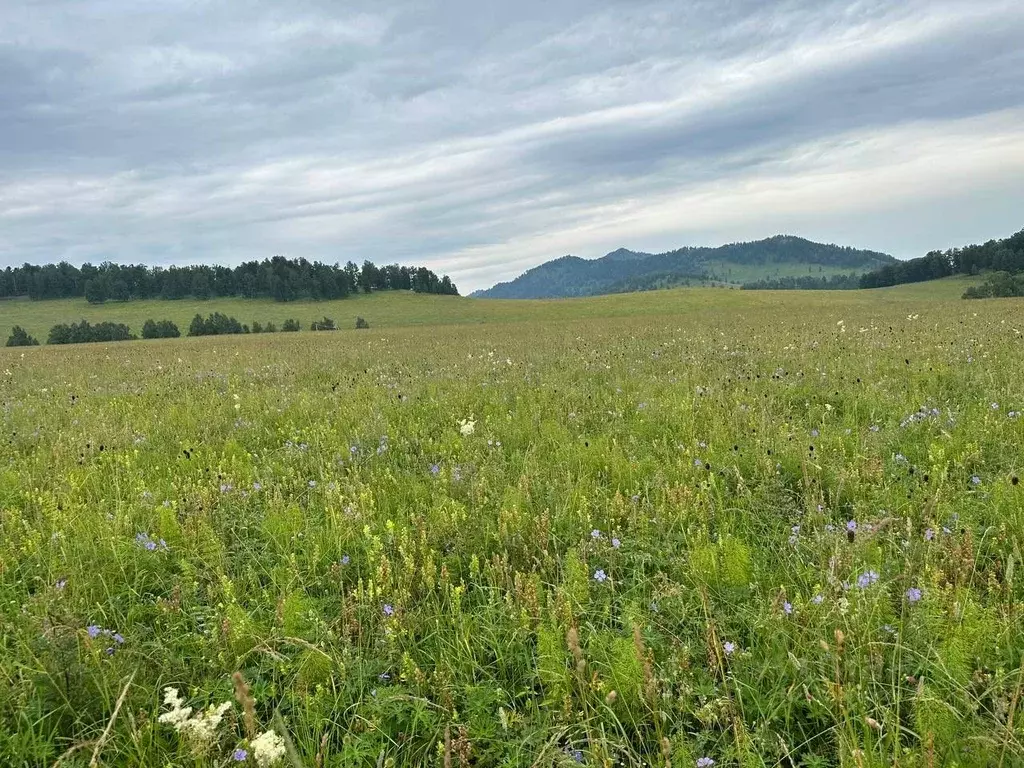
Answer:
472, 236, 895, 298
859, 228, 1024, 289
0, 257, 458, 303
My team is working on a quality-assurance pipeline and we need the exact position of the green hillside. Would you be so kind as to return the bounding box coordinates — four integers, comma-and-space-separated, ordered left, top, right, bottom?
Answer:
0, 276, 984, 344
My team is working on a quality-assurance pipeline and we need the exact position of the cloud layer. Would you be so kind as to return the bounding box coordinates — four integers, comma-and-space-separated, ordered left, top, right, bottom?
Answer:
2, 0, 1023, 291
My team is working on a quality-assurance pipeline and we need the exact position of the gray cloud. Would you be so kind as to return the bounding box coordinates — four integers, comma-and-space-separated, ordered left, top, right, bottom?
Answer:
1, 0, 1023, 291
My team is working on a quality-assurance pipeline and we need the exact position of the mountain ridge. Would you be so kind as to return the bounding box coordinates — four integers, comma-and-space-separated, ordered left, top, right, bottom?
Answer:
471, 235, 896, 299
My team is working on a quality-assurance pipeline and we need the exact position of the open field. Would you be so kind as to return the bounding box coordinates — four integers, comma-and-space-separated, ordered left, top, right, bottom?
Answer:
2, 282, 1023, 766
0, 276, 981, 342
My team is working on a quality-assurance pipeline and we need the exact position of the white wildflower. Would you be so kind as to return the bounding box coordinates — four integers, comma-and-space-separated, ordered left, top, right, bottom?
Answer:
251, 729, 287, 767
458, 418, 475, 436
179, 701, 232, 746
158, 687, 232, 751
158, 687, 193, 728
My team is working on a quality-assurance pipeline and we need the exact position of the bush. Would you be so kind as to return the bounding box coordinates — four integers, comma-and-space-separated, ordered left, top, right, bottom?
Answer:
264, 322, 278, 333
47, 320, 135, 345
355, 317, 370, 329
141, 319, 181, 339
187, 313, 246, 337
6, 326, 39, 347
310, 317, 336, 331
251, 321, 263, 334
281, 319, 301, 332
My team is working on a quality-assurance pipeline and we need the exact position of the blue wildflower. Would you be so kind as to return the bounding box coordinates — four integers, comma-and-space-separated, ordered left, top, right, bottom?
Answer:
593, 569, 608, 583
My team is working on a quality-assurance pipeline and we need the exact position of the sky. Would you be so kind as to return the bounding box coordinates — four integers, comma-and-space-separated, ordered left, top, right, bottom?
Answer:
1, 1, 1023, 293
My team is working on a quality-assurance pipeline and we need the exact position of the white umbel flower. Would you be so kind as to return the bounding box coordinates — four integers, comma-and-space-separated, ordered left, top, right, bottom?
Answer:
157, 687, 193, 729
251, 730, 287, 767
158, 687, 232, 751
179, 701, 232, 746
458, 418, 475, 436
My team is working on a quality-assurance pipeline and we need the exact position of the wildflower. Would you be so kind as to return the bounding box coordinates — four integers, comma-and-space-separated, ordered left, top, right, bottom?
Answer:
992, 402, 1000, 410
611, 537, 621, 549
593, 569, 608, 583
811, 428, 819, 437
158, 688, 193, 729
782, 601, 793, 615
340, 555, 350, 566
697, 758, 715, 768
571, 750, 584, 763
723, 641, 736, 656
812, 594, 824, 605
308, 480, 316, 488
112, 632, 125, 644
252, 482, 262, 491
458, 418, 476, 436
856, 570, 880, 589
906, 587, 923, 602
429, 463, 440, 476
591, 529, 601, 539
55, 578, 67, 590
250, 730, 286, 767
846, 520, 857, 533
924, 528, 935, 541
87, 624, 102, 639
233, 748, 249, 762
869, 425, 880, 432
971, 475, 981, 486
382, 603, 394, 617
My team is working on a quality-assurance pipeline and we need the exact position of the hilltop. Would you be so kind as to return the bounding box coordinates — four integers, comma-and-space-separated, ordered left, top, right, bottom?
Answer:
472, 235, 895, 298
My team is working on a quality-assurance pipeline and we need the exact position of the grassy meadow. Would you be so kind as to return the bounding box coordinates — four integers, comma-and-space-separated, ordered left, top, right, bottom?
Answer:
2, 281, 1024, 767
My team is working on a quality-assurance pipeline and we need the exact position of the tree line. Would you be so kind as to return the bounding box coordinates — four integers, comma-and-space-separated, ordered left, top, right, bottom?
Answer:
742, 273, 862, 291
859, 228, 1024, 289
0, 256, 458, 303
6, 313, 373, 347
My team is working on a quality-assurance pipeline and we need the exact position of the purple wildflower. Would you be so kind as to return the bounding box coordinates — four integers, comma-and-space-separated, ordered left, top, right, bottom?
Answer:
232, 748, 248, 762
925, 528, 935, 541
782, 601, 793, 615
971, 475, 981, 486
812, 594, 824, 604
87, 624, 102, 639
697, 758, 715, 768
611, 537, 621, 549
591, 529, 601, 539
55, 579, 67, 590
906, 587, 923, 602
112, 632, 124, 644
846, 520, 857, 533
429, 463, 440, 476
340, 555, 350, 566
723, 641, 736, 656
382, 604, 394, 617
856, 570, 880, 589
593, 569, 608, 583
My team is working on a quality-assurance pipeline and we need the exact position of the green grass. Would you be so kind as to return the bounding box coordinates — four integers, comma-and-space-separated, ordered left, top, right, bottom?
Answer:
1, 284, 1023, 766
0, 277, 987, 343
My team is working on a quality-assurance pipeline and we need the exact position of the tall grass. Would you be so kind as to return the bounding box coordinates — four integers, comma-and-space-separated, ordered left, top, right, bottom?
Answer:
0, 288, 1021, 766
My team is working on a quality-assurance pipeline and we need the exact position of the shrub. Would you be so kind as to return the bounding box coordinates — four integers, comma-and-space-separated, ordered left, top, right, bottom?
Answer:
355, 317, 370, 329
264, 322, 278, 333
47, 320, 135, 345
141, 319, 181, 339
310, 317, 337, 331
281, 319, 301, 332
6, 326, 39, 347
251, 321, 263, 334
187, 313, 245, 337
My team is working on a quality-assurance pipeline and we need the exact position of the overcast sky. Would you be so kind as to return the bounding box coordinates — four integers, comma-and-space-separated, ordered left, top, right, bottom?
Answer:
2, 0, 1023, 292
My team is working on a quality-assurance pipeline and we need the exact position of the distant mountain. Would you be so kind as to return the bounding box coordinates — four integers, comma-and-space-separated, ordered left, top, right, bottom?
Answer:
471, 236, 896, 299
